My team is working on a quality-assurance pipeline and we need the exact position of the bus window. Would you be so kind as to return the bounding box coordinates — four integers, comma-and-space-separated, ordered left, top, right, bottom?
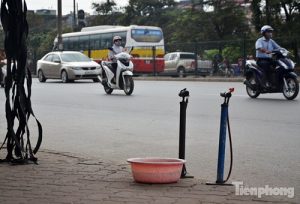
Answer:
131, 29, 163, 42
63, 38, 69, 50
101, 33, 112, 49
90, 34, 101, 50
69, 36, 79, 50
79, 35, 89, 50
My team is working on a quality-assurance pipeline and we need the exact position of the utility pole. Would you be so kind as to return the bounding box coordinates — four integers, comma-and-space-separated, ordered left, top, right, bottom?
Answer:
73, 0, 76, 31
57, 0, 63, 50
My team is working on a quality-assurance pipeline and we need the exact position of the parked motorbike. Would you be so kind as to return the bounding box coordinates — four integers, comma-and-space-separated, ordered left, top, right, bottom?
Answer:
98, 50, 134, 95
216, 62, 234, 77
244, 48, 299, 100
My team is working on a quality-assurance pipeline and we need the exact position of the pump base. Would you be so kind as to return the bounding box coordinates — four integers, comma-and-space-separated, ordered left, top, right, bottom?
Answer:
206, 181, 233, 186
181, 173, 194, 179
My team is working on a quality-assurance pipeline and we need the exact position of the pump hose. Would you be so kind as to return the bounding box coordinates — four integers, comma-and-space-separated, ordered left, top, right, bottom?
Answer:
223, 111, 233, 183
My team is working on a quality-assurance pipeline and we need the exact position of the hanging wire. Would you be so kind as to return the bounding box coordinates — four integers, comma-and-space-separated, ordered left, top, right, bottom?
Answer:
0, 0, 42, 164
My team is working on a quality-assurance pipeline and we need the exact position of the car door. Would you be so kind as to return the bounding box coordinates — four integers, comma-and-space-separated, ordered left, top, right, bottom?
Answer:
49, 54, 62, 78
40, 54, 53, 77
164, 53, 177, 71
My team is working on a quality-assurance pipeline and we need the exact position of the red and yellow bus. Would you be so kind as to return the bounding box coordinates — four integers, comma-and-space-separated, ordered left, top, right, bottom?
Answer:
55, 25, 165, 73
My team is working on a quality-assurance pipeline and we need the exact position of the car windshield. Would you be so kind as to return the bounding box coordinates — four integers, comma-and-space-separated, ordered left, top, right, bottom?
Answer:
60, 53, 91, 62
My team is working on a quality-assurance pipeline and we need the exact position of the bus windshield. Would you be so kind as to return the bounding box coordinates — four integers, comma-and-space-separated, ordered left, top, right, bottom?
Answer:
131, 29, 163, 43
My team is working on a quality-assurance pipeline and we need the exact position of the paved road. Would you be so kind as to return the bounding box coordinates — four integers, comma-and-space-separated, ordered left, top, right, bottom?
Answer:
0, 79, 299, 199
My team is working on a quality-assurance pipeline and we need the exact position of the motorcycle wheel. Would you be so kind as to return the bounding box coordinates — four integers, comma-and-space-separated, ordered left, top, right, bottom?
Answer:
123, 75, 134, 95
104, 85, 113, 94
283, 77, 299, 100
246, 76, 260, 98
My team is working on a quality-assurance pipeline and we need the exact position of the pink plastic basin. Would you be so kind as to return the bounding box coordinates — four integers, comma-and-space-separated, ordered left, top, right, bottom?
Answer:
127, 158, 185, 184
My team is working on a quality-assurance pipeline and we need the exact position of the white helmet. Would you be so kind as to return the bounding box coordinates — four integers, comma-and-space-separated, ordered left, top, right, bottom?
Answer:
260, 25, 274, 34
113, 36, 122, 42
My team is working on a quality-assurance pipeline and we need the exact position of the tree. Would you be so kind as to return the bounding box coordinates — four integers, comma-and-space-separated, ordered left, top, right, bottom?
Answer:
90, 0, 124, 25
121, 0, 176, 25
205, 0, 249, 40
92, 0, 117, 15
251, 0, 300, 38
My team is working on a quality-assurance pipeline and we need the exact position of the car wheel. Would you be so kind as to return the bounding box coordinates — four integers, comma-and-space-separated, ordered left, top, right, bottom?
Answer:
61, 70, 69, 83
38, 70, 46, 82
177, 67, 185, 78
0, 75, 4, 88
93, 78, 100, 82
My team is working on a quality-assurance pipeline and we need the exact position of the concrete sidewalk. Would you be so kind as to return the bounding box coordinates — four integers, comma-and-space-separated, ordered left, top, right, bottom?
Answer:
0, 150, 297, 204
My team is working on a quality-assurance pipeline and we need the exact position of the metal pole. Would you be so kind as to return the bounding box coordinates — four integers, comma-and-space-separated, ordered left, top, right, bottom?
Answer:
179, 100, 187, 161
152, 46, 156, 76
73, 0, 76, 31
178, 89, 193, 178
57, 0, 63, 51
243, 33, 246, 73
194, 44, 198, 76
216, 103, 228, 183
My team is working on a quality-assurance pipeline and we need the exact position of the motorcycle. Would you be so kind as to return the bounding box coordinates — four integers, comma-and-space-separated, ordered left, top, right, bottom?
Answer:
98, 49, 134, 95
244, 48, 299, 100
216, 62, 235, 77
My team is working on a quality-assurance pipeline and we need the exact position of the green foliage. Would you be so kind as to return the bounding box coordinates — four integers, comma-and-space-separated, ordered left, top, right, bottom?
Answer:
222, 46, 242, 63
92, 0, 117, 15
203, 49, 220, 61
202, 46, 242, 62
250, 0, 300, 38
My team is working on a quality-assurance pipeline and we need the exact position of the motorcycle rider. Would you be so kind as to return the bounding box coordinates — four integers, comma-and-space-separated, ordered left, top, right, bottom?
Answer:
108, 36, 124, 83
255, 25, 281, 88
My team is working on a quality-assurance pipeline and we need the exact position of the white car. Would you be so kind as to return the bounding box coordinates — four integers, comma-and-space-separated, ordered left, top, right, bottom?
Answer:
164, 52, 213, 77
37, 51, 101, 83
164, 52, 199, 77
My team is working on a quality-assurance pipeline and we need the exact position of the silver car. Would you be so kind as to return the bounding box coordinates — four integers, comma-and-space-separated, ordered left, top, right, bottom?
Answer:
37, 51, 101, 83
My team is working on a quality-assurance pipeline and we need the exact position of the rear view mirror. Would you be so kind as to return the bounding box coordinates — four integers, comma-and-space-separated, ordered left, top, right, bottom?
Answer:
128, 46, 134, 54
54, 60, 61, 63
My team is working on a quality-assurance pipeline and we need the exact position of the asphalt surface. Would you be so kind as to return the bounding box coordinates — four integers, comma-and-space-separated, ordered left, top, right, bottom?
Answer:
0, 78, 299, 201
